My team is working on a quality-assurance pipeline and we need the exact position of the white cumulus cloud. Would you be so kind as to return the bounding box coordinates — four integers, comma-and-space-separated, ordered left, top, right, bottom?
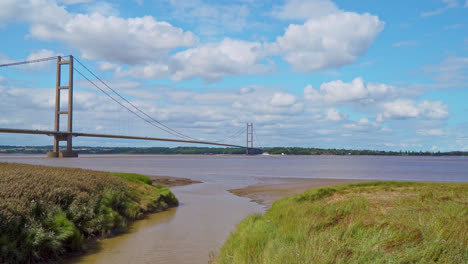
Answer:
271, 93, 297, 107
304, 77, 395, 105
326, 108, 346, 121
272, 11, 384, 72
0, 0, 70, 27
170, 38, 268, 82
0, 0, 385, 82
32, 14, 197, 64
0, 0, 197, 65
86, 1, 119, 16
111, 38, 271, 82
381, 99, 449, 120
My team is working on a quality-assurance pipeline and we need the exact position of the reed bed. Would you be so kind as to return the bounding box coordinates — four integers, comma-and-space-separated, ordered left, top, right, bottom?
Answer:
0, 163, 177, 263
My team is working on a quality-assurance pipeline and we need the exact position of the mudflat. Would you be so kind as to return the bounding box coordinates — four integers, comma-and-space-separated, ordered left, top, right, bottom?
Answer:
149, 175, 202, 187
229, 177, 372, 208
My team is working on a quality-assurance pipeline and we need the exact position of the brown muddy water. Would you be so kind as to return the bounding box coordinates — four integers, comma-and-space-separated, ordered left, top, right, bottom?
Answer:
0, 154, 467, 264
67, 183, 261, 264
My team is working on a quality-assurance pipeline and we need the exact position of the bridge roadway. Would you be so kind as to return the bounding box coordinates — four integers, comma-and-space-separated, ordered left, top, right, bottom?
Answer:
0, 128, 257, 150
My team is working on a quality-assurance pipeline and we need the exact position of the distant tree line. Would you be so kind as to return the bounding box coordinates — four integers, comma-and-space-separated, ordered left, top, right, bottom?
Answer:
0, 145, 466, 156
262, 147, 467, 156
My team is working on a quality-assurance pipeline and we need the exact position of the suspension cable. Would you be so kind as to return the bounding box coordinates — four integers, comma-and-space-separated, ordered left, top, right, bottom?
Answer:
212, 126, 245, 143
253, 128, 264, 149
74, 67, 196, 139
0, 56, 58, 68
73, 57, 198, 141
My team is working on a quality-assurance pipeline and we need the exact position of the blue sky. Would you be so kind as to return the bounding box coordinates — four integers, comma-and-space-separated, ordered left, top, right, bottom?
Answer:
0, 0, 467, 151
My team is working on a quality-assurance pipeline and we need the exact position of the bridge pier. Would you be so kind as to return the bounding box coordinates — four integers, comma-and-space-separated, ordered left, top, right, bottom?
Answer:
46, 55, 78, 158
46, 151, 78, 158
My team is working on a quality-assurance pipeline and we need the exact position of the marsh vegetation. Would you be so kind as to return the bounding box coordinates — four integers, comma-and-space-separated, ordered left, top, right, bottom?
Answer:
0, 163, 178, 263
217, 182, 468, 263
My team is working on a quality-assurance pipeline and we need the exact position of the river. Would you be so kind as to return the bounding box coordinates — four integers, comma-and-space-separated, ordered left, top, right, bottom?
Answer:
0, 154, 467, 263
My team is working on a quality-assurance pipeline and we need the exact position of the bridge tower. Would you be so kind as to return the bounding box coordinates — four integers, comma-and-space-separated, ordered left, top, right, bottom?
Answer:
246, 123, 253, 155
46, 56, 78, 158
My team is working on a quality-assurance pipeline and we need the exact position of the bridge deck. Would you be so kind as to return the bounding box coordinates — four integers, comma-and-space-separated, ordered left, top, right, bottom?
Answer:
0, 128, 256, 149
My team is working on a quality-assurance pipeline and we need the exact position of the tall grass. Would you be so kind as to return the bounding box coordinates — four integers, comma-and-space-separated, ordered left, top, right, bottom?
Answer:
0, 163, 178, 263
217, 181, 468, 264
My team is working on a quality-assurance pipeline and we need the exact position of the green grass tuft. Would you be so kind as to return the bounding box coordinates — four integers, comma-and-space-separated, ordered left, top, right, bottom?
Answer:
112, 172, 153, 185
217, 181, 468, 264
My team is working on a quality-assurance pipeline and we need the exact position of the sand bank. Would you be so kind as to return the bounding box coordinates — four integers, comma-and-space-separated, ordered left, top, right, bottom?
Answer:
230, 178, 372, 208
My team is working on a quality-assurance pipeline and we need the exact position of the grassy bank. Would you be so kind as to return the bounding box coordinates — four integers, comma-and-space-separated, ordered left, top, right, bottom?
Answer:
217, 181, 468, 263
0, 163, 178, 263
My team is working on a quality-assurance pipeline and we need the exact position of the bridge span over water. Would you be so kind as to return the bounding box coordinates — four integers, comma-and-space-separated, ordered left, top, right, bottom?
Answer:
0, 56, 262, 157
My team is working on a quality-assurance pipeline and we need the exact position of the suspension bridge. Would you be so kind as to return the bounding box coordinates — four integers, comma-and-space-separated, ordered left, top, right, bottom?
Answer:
0, 55, 262, 157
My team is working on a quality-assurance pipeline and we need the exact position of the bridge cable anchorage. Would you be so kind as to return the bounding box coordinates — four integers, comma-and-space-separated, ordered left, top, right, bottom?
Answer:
73, 68, 197, 140
0, 56, 59, 68
73, 58, 198, 141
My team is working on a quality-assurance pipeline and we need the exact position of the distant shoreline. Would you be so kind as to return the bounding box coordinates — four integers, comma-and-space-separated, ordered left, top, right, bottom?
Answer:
0, 145, 467, 156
